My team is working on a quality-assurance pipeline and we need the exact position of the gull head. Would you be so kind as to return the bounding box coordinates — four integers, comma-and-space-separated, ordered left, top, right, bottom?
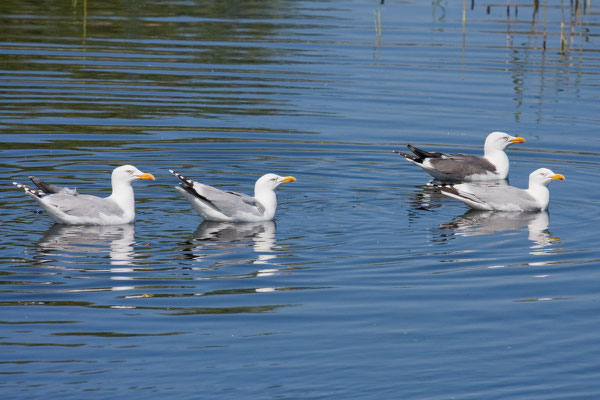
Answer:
112, 165, 155, 184
485, 131, 525, 151
255, 173, 296, 193
529, 168, 565, 187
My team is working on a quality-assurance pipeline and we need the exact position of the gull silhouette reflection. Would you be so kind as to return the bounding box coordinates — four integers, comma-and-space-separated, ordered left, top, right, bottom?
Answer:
407, 184, 445, 212
36, 224, 136, 266
438, 210, 561, 249
187, 221, 278, 266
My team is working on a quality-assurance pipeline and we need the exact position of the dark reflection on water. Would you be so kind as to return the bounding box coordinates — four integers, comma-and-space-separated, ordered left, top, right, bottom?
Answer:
0, 0, 328, 132
406, 184, 445, 213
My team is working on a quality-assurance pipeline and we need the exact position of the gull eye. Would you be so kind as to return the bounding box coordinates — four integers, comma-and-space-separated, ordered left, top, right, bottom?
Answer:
126, 170, 133, 174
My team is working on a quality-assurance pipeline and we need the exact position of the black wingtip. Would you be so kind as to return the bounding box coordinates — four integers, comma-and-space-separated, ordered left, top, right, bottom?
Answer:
394, 148, 420, 162
170, 169, 192, 185
29, 175, 72, 195
13, 181, 44, 198
400, 152, 419, 161
177, 182, 222, 213
407, 144, 427, 158
171, 171, 209, 203
407, 144, 444, 160
179, 182, 197, 196
438, 184, 460, 196
28, 176, 52, 194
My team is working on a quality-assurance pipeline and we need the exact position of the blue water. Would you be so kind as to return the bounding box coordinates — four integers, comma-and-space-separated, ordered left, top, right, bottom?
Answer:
2, 1, 600, 398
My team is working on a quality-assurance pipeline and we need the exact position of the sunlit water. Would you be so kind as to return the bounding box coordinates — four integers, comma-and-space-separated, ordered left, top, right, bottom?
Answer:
2, 1, 600, 398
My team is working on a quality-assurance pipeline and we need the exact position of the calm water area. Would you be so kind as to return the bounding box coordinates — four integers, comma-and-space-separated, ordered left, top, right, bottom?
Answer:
1, 0, 600, 398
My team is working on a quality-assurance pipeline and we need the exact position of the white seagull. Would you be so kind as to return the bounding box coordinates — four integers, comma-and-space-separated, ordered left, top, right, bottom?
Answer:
395, 131, 525, 181
13, 165, 155, 225
170, 170, 295, 222
440, 168, 565, 211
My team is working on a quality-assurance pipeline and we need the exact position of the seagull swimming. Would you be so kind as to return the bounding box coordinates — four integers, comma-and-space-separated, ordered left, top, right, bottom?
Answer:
395, 131, 525, 181
13, 165, 155, 225
170, 170, 296, 222
440, 168, 565, 211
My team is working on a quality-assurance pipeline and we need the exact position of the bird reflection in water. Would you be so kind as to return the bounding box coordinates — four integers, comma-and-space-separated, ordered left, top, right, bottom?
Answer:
438, 210, 561, 249
407, 184, 445, 213
187, 221, 278, 267
36, 224, 136, 266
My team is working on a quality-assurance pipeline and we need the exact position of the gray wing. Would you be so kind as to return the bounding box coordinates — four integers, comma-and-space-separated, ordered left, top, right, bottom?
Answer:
456, 185, 541, 210
44, 194, 125, 218
170, 170, 265, 218
190, 183, 265, 217
429, 154, 497, 177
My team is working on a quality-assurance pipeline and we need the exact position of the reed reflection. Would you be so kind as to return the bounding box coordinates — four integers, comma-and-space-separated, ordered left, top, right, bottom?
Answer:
36, 224, 136, 266
438, 210, 560, 249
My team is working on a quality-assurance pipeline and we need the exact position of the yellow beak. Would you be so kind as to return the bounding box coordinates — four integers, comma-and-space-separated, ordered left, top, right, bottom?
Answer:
137, 172, 155, 181
509, 136, 525, 144
551, 173, 565, 181
279, 176, 296, 183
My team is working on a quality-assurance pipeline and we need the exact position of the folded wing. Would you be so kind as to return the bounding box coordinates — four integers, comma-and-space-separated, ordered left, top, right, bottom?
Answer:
43, 194, 125, 218
171, 170, 265, 218
442, 184, 541, 211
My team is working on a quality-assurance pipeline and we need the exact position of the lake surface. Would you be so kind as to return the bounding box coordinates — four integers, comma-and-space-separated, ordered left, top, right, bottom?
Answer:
2, 0, 600, 398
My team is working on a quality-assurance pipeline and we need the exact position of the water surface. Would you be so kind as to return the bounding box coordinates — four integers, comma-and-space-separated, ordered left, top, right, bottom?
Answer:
2, 1, 600, 398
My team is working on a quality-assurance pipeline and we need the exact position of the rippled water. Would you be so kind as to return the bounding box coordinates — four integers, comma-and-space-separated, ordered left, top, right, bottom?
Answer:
2, 1, 600, 398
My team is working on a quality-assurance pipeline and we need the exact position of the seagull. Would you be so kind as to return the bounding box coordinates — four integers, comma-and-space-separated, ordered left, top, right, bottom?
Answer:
170, 170, 295, 222
13, 165, 155, 225
395, 131, 525, 181
440, 168, 565, 211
